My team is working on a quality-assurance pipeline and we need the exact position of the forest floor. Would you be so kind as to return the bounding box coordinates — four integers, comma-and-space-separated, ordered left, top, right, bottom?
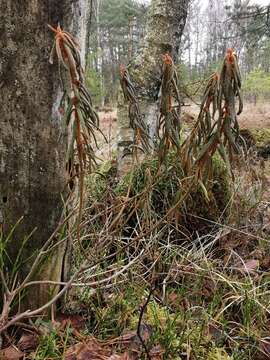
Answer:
75, 101, 270, 359
3, 102, 270, 360
66, 102, 270, 359
183, 101, 270, 129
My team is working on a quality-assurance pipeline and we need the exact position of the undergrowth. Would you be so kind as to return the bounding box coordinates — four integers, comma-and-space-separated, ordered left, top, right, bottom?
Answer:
38, 224, 270, 359
55, 148, 270, 360
2, 43, 270, 359
87, 151, 231, 237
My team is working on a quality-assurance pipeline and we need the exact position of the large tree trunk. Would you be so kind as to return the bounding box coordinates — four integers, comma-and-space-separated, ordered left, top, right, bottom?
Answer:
117, 0, 189, 175
0, 0, 90, 309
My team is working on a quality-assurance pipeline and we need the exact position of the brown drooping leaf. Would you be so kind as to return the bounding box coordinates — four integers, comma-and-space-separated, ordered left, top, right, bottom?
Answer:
0, 346, 24, 360
48, 24, 105, 245
157, 54, 181, 162
17, 333, 39, 352
119, 65, 150, 154
182, 48, 243, 182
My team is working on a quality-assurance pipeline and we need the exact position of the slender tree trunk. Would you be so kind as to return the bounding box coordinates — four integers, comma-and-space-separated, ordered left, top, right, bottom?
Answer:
188, 30, 192, 77
0, 0, 90, 309
194, 6, 200, 73
117, 0, 189, 176
128, 17, 136, 62
96, 0, 105, 107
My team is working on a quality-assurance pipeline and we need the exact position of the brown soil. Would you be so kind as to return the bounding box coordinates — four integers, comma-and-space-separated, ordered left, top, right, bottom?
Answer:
182, 101, 270, 129
97, 101, 270, 161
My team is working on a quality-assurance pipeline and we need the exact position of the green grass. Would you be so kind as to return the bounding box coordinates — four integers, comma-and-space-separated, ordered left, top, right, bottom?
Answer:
2, 144, 269, 360
31, 322, 73, 359
62, 150, 268, 359
62, 231, 270, 359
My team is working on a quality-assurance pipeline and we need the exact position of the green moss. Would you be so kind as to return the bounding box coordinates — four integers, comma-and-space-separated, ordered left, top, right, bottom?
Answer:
240, 128, 270, 158
240, 128, 270, 148
249, 128, 270, 147
87, 160, 117, 201
207, 348, 232, 360
115, 151, 230, 233
86, 152, 230, 235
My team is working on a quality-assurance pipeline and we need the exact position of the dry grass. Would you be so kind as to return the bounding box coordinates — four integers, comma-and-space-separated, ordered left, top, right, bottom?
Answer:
183, 101, 270, 130
96, 100, 270, 164
95, 109, 118, 160
238, 102, 270, 129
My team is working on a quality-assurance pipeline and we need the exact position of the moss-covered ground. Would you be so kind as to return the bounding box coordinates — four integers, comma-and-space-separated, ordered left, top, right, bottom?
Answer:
41, 150, 270, 360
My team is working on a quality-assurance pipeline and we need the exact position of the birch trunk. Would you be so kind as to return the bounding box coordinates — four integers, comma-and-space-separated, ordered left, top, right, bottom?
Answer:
117, 0, 189, 176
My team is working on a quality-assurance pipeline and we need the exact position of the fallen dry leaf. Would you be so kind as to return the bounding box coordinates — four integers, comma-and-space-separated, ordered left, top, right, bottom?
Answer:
65, 339, 111, 360
167, 292, 178, 305
108, 352, 132, 360
240, 259, 259, 273
219, 231, 243, 250
261, 256, 270, 270
201, 278, 216, 298
56, 313, 86, 331
17, 333, 39, 352
149, 345, 165, 360
112, 325, 151, 350
0, 346, 24, 360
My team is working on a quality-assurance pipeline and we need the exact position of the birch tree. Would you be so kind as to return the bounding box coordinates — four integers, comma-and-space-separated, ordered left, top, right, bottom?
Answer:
117, 0, 190, 175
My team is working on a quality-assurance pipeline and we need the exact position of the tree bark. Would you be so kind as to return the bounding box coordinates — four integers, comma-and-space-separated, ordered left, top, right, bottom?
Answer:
0, 0, 90, 309
117, 0, 189, 176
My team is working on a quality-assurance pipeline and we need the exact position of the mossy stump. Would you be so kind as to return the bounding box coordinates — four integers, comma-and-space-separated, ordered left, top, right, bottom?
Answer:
87, 152, 231, 238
